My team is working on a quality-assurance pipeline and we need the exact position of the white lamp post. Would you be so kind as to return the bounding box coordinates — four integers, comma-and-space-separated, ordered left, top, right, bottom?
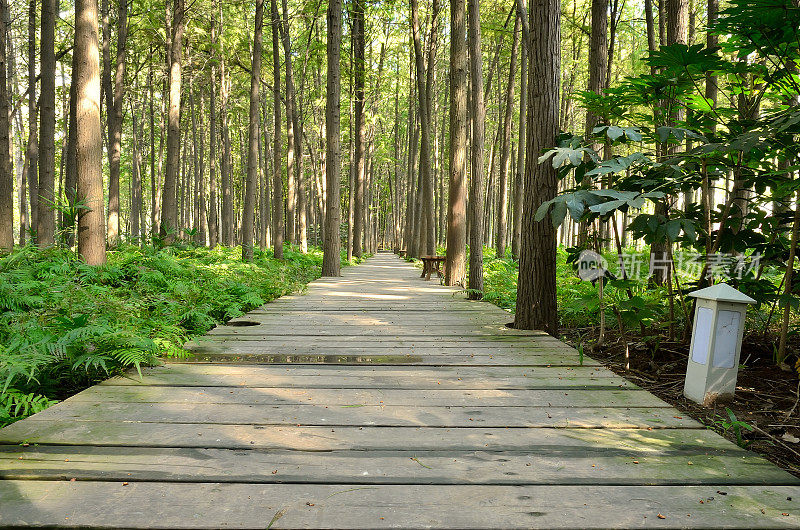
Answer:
684, 283, 756, 406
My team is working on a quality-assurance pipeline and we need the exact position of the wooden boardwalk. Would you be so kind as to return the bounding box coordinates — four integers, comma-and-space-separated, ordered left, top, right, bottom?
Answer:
1, 252, 798, 528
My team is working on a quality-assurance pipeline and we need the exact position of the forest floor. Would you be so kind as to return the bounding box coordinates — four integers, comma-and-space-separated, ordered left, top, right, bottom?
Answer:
564, 328, 800, 478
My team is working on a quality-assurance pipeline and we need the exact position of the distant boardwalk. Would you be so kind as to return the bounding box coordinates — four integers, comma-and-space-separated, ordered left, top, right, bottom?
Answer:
1, 252, 798, 528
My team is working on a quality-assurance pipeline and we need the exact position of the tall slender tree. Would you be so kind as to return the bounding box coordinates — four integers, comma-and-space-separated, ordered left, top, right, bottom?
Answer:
279, 0, 306, 252
466, 0, 485, 298
107, 0, 128, 244
270, 0, 284, 259
351, 0, 366, 258
37, 0, 56, 246
207, 12, 219, 248
26, 0, 39, 240
0, 0, 11, 252
160, 0, 185, 244
243, 0, 264, 261
512, 14, 527, 259
496, 19, 520, 259
445, 0, 468, 286
322, 0, 343, 276
74, 0, 106, 265
515, 0, 560, 334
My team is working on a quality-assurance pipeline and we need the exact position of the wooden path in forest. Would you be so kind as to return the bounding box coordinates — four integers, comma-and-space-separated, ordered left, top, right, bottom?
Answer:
1, 252, 799, 528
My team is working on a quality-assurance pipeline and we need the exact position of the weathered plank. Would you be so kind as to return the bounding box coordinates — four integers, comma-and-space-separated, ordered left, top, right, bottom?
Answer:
174, 353, 593, 367
98, 364, 633, 389
1, 445, 795, 486
0, 424, 730, 451
69, 386, 662, 408
1, 481, 798, 528
25, 401, 694, 428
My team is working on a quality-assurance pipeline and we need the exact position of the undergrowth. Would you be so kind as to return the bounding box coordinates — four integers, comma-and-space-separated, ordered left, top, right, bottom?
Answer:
0, 243, 358, 427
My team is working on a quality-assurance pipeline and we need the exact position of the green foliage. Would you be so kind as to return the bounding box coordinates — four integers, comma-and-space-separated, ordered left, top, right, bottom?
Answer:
713, 407, 756, 449
0, 243, 337, 425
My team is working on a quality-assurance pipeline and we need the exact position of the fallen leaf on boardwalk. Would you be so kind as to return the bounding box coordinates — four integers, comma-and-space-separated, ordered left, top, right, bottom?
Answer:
657, 514, 665, 519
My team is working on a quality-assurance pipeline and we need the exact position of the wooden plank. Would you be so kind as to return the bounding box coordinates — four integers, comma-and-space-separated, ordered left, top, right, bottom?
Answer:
1, 481, 798, 528
69, 386, 663, 408
193, 335, 569, 345
0, 424, 724, 452
24, 401, 694, 428
1, 445, 795, 486
98, 364, 633, 389
173, 353, 594, 367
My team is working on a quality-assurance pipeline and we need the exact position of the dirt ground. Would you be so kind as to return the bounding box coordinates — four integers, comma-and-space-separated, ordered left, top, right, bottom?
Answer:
563, 328, 800, 478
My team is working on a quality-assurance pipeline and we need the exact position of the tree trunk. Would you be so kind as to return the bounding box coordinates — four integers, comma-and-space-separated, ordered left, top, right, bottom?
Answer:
64, 64, 78, 247
496, 17, 520, 259
512, 26, 527, 259
27, 0, 39, 238
242, 0, 264, 261
208, 15, 219, 248
445, 0, 468, 286
270, 0, 284, 258
75, 0, 106, 265
219, 2, 234, 246
351, 0, 366, 258
107, 0, 128, 245
650, 0, 687, 284
585, 0, 608, 149
279, 0, 306, 252
131, 107, 141, 240
37, 0, 57, 246
160, 0, 184, 245
0, 0, 11, 252
466, 0, 485, 297
515, 0, 560, 334
322, 0, 343, 275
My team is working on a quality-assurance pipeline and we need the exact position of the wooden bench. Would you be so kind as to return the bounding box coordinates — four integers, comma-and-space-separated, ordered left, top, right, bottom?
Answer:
420, 255, 446, 280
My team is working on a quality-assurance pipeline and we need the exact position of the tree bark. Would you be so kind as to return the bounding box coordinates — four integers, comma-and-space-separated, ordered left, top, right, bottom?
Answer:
107, 0, 128, 245
75, 0, 106, 265
512, 28, 527, 259
37, 0, 57, 246
466, 0, 485, 297
130, 106, 141, 240
279, 0, 306, 251
0, 0, 11, 251
160, 0, 184, 245
351, 0, 366, 258
445, 0, 468, 286
27, 0, 39, 238
322, 0, 343, 276
64, 63, 78, 247
515, 0, 560, 334
496, 16, 520, 259
242, 0, 264, 261
208, 14, 219, 247
270, 0, 284, 258
219, 2, 234, 246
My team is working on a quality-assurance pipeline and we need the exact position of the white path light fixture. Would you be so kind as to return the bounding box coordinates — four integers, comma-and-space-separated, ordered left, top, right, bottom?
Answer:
684, 283, 756, 406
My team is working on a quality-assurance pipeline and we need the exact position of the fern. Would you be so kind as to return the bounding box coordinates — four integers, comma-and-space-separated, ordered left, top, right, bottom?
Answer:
0, 243, 327, 424
0, 390, 58, 427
